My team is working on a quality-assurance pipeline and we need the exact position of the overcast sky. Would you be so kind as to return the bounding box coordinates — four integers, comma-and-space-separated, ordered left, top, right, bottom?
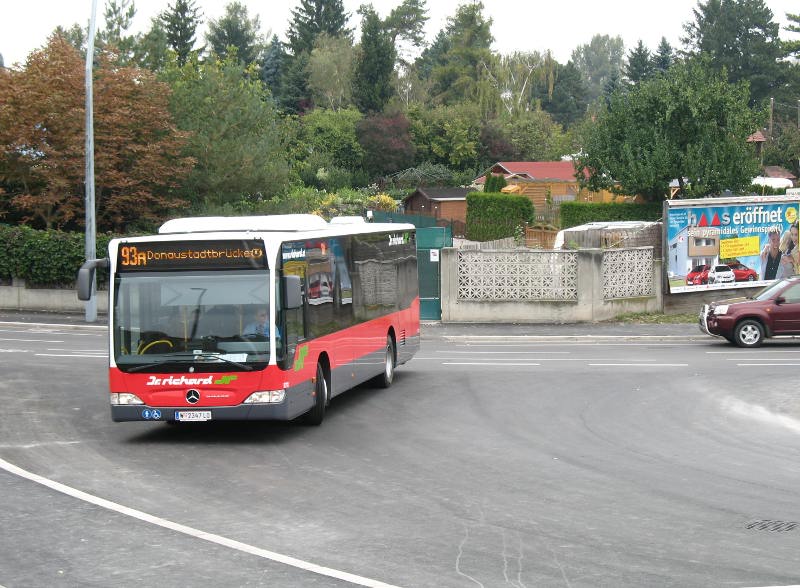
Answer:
2, 0, 799, 68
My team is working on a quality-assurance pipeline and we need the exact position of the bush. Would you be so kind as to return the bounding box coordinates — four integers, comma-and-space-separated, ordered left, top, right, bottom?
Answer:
560, 201, 663, 229
0, 225, 113, 287
466, 192, 534, 241
484, 174, 507, 193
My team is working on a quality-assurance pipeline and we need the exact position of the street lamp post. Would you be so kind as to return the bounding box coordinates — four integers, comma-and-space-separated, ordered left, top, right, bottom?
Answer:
84, 0, 98, 322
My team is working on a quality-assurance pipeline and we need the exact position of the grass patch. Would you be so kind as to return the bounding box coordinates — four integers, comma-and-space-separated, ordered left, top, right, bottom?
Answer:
609, 311, 697, 324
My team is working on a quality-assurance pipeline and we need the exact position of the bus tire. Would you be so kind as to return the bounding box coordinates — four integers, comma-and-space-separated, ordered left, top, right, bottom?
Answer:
373, 335, 395, 389
304, 362, 328, 426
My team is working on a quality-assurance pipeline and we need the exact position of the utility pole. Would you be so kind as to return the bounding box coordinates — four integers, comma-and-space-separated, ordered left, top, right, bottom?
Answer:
769, 97, 774, 138
84, 0, 98, 323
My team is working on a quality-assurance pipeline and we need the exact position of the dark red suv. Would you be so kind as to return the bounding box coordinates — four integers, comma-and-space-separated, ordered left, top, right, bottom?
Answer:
699, 276, 800, 347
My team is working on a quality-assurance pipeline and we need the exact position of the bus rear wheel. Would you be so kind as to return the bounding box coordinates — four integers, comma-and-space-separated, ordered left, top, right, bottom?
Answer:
304, 362, 328, 426
373, 335, 395, 389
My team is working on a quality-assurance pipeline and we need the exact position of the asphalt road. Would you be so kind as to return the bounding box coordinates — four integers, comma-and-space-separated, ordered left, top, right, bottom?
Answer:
1, 320, 799, 587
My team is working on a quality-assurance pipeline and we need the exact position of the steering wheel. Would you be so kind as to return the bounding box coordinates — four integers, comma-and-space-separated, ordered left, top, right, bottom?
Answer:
138, 339, 173, 354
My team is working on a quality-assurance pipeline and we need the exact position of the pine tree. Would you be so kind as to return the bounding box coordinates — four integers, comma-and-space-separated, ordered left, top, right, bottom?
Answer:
261, 35, 286, 99
682, 0, 784, 103
286, 0, 352, 56
100, 0, 137, 63
653, 37, 673, 73
160, 0, 202, 66
206, 1, 262, 65
625, 40, 654, 85
353, 6, 396, 114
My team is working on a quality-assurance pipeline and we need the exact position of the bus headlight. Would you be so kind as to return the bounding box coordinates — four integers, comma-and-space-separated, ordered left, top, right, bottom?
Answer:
244, 390, 285, 404
110, 393, 144, 405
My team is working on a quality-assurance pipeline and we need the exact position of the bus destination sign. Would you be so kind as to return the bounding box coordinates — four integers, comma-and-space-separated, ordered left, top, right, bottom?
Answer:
117, 240, 266, 271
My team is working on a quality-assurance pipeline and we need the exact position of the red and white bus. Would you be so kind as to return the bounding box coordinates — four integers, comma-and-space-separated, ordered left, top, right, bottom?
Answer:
78, 214, 419, 425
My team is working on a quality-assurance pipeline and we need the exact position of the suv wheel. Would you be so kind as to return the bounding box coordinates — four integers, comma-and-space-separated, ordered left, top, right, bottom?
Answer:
734, 319, 764, 348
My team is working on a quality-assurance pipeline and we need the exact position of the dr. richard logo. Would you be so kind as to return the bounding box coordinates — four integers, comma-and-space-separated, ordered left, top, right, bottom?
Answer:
146, 375, 214, 386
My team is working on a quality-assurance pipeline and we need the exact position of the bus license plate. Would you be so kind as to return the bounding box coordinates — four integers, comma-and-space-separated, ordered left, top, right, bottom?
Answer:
175, 410, 212, 422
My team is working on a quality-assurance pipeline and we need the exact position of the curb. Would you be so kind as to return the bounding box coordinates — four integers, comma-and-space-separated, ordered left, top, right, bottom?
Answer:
0, 321, 107, 332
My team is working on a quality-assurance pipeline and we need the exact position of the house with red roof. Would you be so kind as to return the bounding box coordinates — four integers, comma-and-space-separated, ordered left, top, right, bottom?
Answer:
475, 161, 626, 212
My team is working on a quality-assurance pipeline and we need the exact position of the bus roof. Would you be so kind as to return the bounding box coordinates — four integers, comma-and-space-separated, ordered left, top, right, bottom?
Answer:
154, 214, 414, 239
159, 214, 329, 234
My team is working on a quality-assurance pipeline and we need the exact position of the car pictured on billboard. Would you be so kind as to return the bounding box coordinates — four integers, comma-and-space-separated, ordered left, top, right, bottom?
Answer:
726, 261, 758, 282
707, 264, 735, 284
686, 264, 710, 285
699, 276, 800, 347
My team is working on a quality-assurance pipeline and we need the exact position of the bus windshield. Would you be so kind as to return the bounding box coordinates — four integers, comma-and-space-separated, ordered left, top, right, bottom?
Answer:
113, 269, 280, 371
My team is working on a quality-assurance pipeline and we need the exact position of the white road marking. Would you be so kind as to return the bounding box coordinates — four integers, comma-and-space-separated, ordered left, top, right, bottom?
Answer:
0, 457, 402, 588
417, 357, 654, 362
0, 338, 65, 343
442, 362, 541, 366
588, 363, 688, 367
735, 363, 800, 367
35, 354, 107, 358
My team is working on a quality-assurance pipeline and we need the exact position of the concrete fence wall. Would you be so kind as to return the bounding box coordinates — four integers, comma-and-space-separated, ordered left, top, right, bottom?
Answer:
0, 279, 108, 314
441, 247, 663, 323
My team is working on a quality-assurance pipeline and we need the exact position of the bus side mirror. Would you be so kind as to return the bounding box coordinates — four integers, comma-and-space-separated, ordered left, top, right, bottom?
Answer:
282, 275, 302, 309
77, 258, 109, 301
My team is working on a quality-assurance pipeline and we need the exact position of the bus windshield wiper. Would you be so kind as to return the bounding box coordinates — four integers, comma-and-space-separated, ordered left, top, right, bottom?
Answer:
127, 352, 253, 372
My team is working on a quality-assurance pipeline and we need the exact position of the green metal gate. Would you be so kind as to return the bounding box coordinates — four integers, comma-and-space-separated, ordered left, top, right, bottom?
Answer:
416, 226, 452, 320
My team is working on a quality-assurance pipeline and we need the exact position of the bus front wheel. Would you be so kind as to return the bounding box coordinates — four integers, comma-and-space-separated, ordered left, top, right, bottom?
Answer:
304, 362, 328, 426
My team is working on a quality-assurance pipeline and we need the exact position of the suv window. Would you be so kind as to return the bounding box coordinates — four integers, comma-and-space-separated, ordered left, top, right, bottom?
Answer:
782, 283, 800, 302
713, 265, 729, 271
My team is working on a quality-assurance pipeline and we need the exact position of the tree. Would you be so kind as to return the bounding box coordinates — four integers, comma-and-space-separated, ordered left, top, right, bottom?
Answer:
160, 0, 203, 66
480, 51, 556, 117
165, 56, 290, 207
352, 5, 396, 114
384, 0, 428, 47
279, 52, 312, 114
134, 17, 169, 71
624, 40, 654, 85
53, 24, 87, 56
653, 37, 674, 73
100, 0, 137, 63
286, 0, 352, 56
92, 51, 194, 230
0, 34, 192, 230
537, 61, 589, 128
383, 0, 428, 67
357, 112, 416, 178
297, 108, 364, 171
261, 35, 286, 99
206, 1, 262, 65
409, 103, 481, 168
426, 2, 493, 105
575, 58, 762, 201
763, 117, 800, 177
682, 0, 784, 104
502, 109, 569, 162
571, 34, 625, 104
307, 33, 355, 110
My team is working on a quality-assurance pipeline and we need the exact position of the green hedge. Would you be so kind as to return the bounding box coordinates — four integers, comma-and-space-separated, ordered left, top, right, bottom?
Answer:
560, 201, 663, 229
0, 225, 114, 287
466, 192, 534, 241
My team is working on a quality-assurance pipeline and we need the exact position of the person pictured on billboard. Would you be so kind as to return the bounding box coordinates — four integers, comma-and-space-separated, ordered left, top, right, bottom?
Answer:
780, 221, 799, 275
761, 227, 793, 280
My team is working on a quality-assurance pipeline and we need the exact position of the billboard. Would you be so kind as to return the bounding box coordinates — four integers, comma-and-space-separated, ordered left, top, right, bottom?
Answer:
665, 196, 799, 293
